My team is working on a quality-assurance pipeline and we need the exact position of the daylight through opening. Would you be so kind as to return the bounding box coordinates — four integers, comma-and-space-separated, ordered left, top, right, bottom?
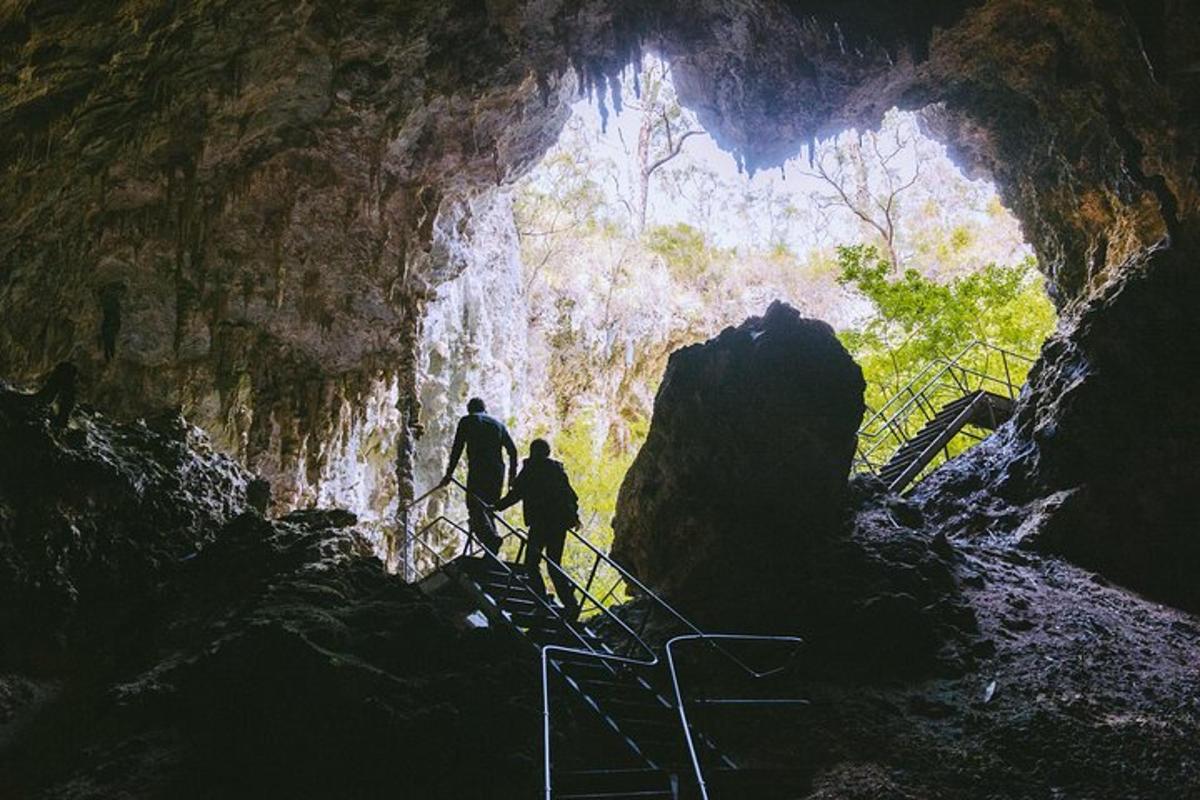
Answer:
416, 55, 1057, 576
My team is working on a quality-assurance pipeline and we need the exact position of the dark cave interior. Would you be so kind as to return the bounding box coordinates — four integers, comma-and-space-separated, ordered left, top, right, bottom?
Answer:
1, 1, 1199, 798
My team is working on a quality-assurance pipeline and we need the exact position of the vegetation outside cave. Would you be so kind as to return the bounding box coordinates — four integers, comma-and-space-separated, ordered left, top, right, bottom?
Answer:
503, 56, 1056, 562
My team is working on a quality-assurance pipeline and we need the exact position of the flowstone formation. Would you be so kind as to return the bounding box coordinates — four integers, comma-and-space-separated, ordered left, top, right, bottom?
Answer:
0, 385, 539, 799
612, 302, 864, 604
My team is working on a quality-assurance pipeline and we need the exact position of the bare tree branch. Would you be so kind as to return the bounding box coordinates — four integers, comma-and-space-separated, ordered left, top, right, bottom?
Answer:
642, 129, 702, 179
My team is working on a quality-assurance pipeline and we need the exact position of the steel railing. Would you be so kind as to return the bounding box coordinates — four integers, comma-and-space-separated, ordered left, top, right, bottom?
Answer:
398, 479, 806, 799
405, 479, 660, 660
854, 340, 1035, 474
665, 634, 807, 800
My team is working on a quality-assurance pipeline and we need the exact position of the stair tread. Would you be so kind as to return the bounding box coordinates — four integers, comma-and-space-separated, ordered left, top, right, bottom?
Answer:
442, 550, 756, 789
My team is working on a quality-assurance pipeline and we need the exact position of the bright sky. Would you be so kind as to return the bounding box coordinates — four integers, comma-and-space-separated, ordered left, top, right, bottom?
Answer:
542, 57, 1031, 269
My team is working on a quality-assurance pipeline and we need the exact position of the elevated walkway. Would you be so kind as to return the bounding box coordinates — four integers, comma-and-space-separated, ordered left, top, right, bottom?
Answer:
855, 341, 1034, 492
402, 481, 809, 799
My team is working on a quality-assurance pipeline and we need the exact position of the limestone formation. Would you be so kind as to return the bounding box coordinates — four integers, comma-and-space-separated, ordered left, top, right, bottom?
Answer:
611, 301, 865, 609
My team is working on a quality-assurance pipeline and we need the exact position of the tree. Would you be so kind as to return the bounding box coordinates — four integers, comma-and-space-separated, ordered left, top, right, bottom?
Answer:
835, 243, 1056, 405
619, 60, 703, 232
799, 114, 929, 270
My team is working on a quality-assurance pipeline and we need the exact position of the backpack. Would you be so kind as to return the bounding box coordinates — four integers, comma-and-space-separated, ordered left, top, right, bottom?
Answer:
553, 462, 581, 530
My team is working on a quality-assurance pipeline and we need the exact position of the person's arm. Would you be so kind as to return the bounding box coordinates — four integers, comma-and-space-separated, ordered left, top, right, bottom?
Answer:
501, 425, 518, 486
494, 466, 526, 511
440, 418, 466, 486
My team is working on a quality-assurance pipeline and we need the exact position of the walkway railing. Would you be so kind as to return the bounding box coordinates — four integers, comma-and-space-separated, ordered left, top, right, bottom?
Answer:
407, 479, 660, 661
854, 340, 1035, 474
665, 634, 808, 800
399, 479, 806, 799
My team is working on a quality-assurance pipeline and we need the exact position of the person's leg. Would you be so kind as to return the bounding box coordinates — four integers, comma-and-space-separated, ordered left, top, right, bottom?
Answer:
524, 525, 548, 598
544, 528, 578, 617
466, 472, 503, 554
465, 494, 490, 554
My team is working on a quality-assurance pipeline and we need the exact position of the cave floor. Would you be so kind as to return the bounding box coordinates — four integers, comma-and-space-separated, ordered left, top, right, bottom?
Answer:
723, 536, 1200, 799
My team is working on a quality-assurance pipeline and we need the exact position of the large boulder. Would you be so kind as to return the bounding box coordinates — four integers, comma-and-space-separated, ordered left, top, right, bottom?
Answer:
611, 301, 866, 612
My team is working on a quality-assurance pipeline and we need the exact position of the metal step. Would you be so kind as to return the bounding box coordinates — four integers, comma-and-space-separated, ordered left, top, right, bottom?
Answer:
441, 553, 764, 797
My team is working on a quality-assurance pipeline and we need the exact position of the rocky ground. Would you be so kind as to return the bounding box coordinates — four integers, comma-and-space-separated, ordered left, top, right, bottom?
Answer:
0, 383, 541, 799
2, 377, 1196, 798
753, 500, 1200, 799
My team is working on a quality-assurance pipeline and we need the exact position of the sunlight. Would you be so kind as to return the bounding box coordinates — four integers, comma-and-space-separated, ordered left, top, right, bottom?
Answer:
503, 55, 1055, 532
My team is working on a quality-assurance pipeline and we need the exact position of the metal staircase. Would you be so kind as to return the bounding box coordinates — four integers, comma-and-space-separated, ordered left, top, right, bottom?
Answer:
402, 480, 809, 799
855, 341, 1034, 492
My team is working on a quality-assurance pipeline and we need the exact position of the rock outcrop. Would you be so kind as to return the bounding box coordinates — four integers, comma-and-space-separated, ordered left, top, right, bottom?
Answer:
0, 383, 539, 799
0, 378, 250, 671
914, 237, 1200, 612
612, 301, 865, 610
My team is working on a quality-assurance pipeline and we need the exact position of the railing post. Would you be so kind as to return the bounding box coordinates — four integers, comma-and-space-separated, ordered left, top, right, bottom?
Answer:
1001, 350, 1015, 399
542, 652, 554, 800
585, 552, 601, 595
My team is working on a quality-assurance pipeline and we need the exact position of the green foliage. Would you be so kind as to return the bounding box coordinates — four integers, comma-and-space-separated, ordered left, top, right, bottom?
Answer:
836, 244, 1056, 467
551, 412, 646, 535
644, 223, 721, 282
530, 413, 648, 597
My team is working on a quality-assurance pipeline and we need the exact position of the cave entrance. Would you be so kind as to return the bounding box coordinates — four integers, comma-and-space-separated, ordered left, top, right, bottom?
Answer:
419, 55, 1056, 568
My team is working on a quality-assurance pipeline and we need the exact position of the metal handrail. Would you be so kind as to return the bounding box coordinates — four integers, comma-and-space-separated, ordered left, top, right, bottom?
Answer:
403, 479, 660, 664
402, 480, 805, 798
556, 526, 784, 679
854, 340, 1035, 473
402, 477, 777, 678
540, 644, 666, 800
857, 340, 1034, 438
666, 634, 807, 800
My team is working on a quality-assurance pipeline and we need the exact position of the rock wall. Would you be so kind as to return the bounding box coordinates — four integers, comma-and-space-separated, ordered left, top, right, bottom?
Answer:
0, 0, 570, 527
914, 234, 1200, 611
0, 388, 539, 798
611, 301, 865, 613
413, 190, 530, 524
0, 380, 251, 670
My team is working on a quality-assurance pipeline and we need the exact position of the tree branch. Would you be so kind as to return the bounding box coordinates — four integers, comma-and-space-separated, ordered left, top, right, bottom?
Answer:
643, 130, 702, 178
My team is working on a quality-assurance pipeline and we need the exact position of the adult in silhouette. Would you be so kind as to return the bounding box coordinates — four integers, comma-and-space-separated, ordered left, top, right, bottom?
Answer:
495, 438, 581, 620
439, 397, 517, 554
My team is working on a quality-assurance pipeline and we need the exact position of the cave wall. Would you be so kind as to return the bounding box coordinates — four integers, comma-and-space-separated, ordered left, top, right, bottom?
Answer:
0, 0, 570, 523
414, 190, 530, 520
1, 0, 1198, 595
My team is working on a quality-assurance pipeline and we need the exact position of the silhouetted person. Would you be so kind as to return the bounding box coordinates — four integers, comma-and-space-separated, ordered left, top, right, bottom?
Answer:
33, 362, 78, 427
495, 438, 581, 620
439, 397, 517, 554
